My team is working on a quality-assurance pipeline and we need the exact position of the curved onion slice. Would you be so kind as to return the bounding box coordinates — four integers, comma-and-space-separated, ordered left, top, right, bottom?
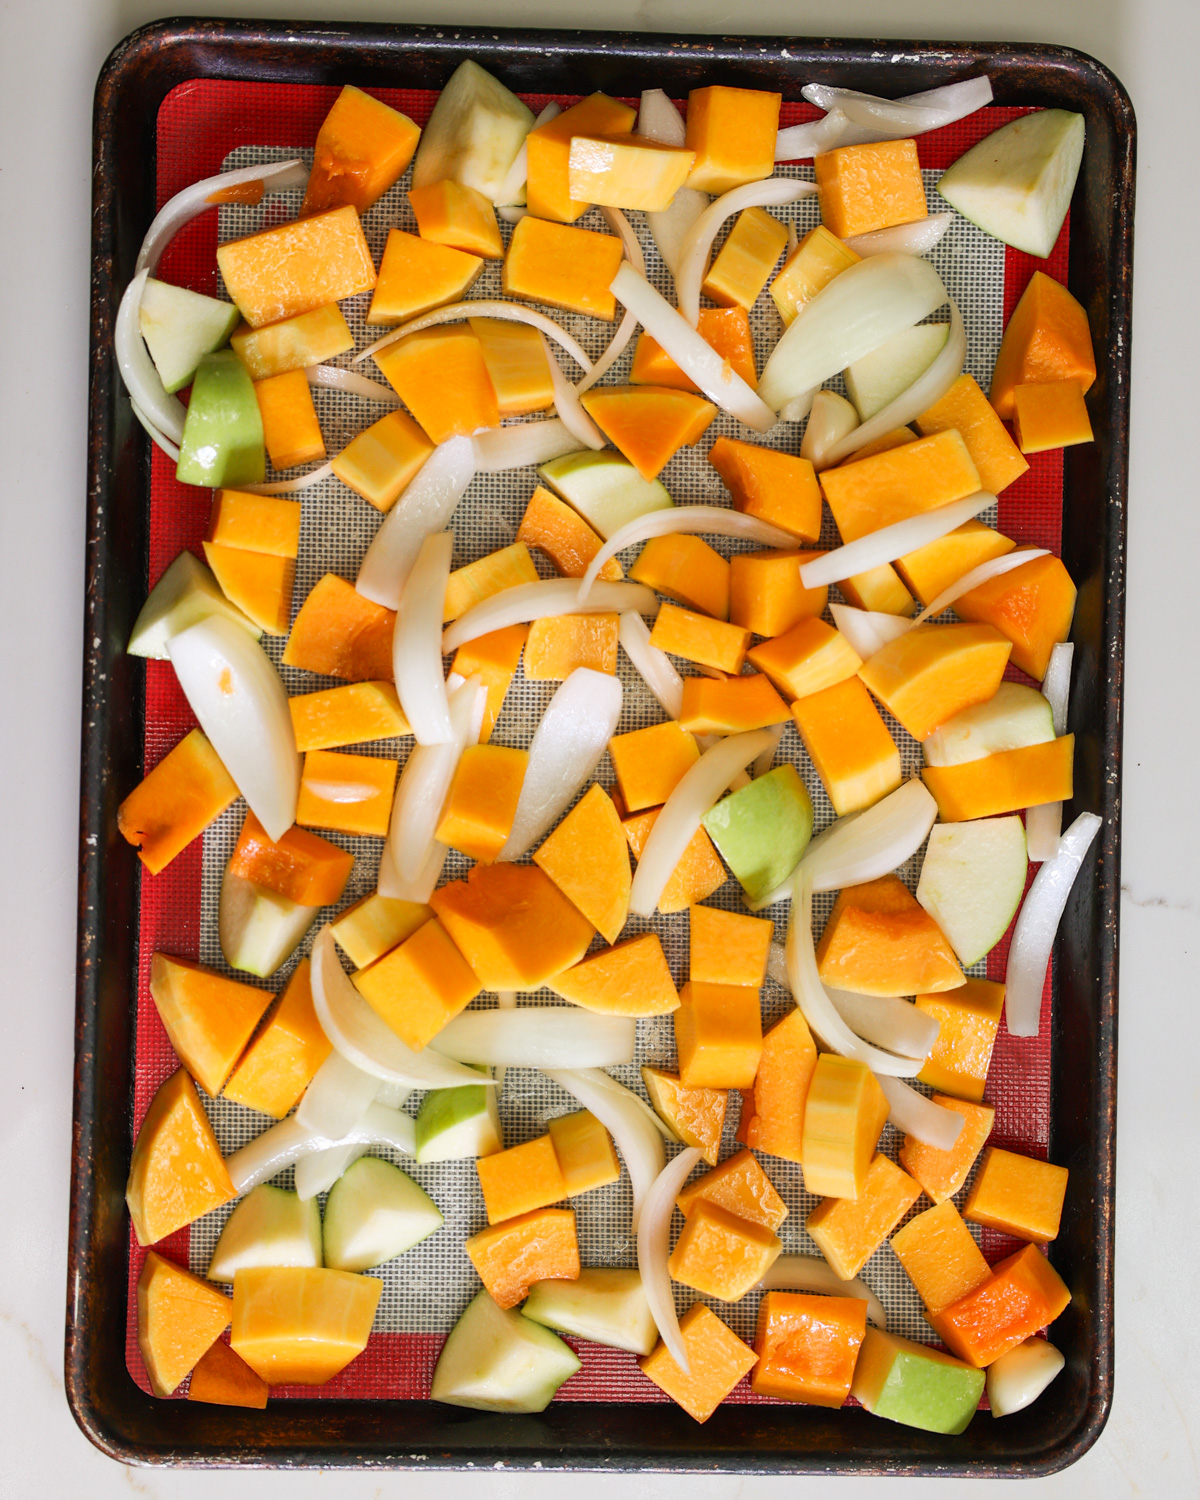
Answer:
759, 1256, 887, 1329
442, 579, 656, 655
800, 389, 859, 471
573, 207, 645, 395
307, 364, 399, 405
800, 490, 995, 589
1005, 811, 1102, 1037
472, 418, 577, 472
494, 100, 561, 206
802, 76, 993, 146
165, 615, 299, 841
130, 397, 180, 461
497, 206, 527, 224
582, 1067, 681, 1143
579, 505, 795, 602
675, 178, 819, 327
774, 108, 850, 161
295, 1050, 380, 1140
499, 667, 623, 860
542, 333, 605, 449
1026, 643, 1074, 861
637, 1146, 703, 1370
545, 1068, 667, 1226
912, 548, 1050, 626
135, 158, 305, 276
797, 780, 938, 895
829, 603, 914, 660
431, 1009, 637, 1069
387, 675, 485, 883
618, 611, 684, 719
630, 729, 777, 917
609, 265, 775, 432
393, 530, 453, 744
357, 300, 593, 374
826, 989, 940, 1061
240, 460, 334, 495
295, 1143, 366, 1201
310, 925, 488, 1088
226, 1103, 416, 1196
356, 436, 476, 609
115, 271, 187, 444
377, 837, 448, 902
875, 1074, 965, 1150
986, 1338, 1066, 1418
845, 213, 953, 259
637, 89, 709, 283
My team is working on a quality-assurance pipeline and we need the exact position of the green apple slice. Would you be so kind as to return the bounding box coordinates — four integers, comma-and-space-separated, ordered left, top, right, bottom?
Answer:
414, 1072, 502, 1163
937, 110, 1085, 259
322, 1157, 443, 1272
538, 450, 673, 539
127, 550, 261, 659
851, 1325, 984, 1434
207, 1184, 322, 1283
176, 350, 265, 488
923, 683, 1055, 767
431, 1288, 581, 1412
523, 1268, 657, 1355
219, 869, 317, 978
701, 764, 814, 905
844, 322, 950, 421
915, 816, 1028, 966
138, 277, 240, 394
411, 59, 535, 202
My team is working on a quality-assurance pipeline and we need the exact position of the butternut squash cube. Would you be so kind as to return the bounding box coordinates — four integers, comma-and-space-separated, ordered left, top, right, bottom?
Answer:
899, 1096, 995, 1206
137, 1251, 231, 1396
231, 302, 354, 379
921, 736, 1075, 822
580, 385, 717, 482
351, 916, 480, 1049
1013, 380, 1094, 453
751, 1291, 867, 1407
915, 977, 1005, 1101
895, 520, 1016, 608
816, 875, 964, 998
524, 614, 619, 678
330, 407, 434, 513
408, 178, 503, 258
289, 680, 409, 753
839, 563, 915, 616
677, 1147, 788, 1232
630, 534, 730, 619
366, 228, 483, 325
526, 92, 638, 223
187, 1337, 270, 1408
231, 1265, 381, 1385
434, 743, 528, 863
679, 673, 791, 735
708, 436, 822, 541
852, 427, 920, 460
222, 960, 332, 1119
330, 894, 432, 969
748, 616, 862, 701
547, 1111, 621, 1196
118, 729, 238, 875
444, 543, 539, 623
801, 1053, 890, 1200
729, 549, 828, 638
149, 952, 273, 1097
253, 369, 325, 470
202, 541, 295, 635
468, 317, 555, 416
297, 748, 397, 837
284, 574, 396, 681
815, 138, 928, 239
550, 932, 679, 1016
640, 1067, 727, 1165
218, 205, 376, 328
685, 86, 781, 195
771, 225, 861, 326
927, 1245, 1070, 1369
952, 552, 1077, 680
675, 980, 763, 1090
743, 1006, 818, 1164
532, 782, 630, 942
891, 1200, 991, 1314
517, 486, 622, 581
302, 85, 420, 216
639, 1301, 758, 1420
126, 1069, 236, 1246
689, 904, 773, 986
858, 622, 1013, 742
701, 207, 789, 309
650, 602, 752, 674
791, 676, 902, 816
228, 810, 354, 907
502, 214, 624, 319
567, 133, 696, 211
821, 430, 982, 544
465, 1207, 580, 1309
374, 324, 498, 444
609, 719, 700, 812
477, 1134, 569, 1224
450, 623, 527, 740
963, 1147, 1069, 1243
630, 307, 756, 393
209, 490, 301, 558
916, 373, 1029, 495
990, 271, 1095, 420
623, 807, 727, 912
807, 1152, 922, 1279
669, 1199, 782, 1300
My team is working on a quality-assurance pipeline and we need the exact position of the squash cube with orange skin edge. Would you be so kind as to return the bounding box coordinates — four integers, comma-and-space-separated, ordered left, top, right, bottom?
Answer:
858, 622, 1012, 742
550, 932, 679, 1016
895, 521, 1016, 608
502, 215, 624, 319
477, 1134, 569, 1225
915, 978, 1005, 1102
209, 489, 302, 557
916, 373, 1029, 495
815, 138, 927, 239
289, 680, 409, 753
630, 534, 730, 620
817, 875, 964, 998
952, 550, 1078, 680
679, 674, 792, 736
302, 85, 420, 217
548, 1112, 621, 1196
517, 486, 622, 581
677, 1148, 788, 1232
231, 303, 354, 380
807, 1152, 922, 1280
525, 92, 637, 223
149, 953, 273, 1097
351, 916, 481, 1050
650, 603, 752, 674
622, 806, 727, 912
231, 1266, 381, 1385
451, 624, 526, 741
990, 271, 1096, 421
609, 720, 700, 812
801, 1054, 890, 1201
444, 543, 539, 623
284, 574, 395, 681
640, 1067, 727, 1166
331, 894, 432, 970
126, 1069, 236, 1246
791, 676, 902, 817
118, 729, 238, 875
922, 736, 1075, 823
374, 325, 498, 444
465, 1208, 580, 1309
707, 437, 822, 542
297, 749, 397, 837
187, 1337, 270, 1408
744, 1007, 818, 1165
668, 1200, 782, 1301
899, 1097, 995, 1206
580, 386, 717, 482
429, 863, 595, 990
640, 1301, 758, 1421
927, 1244, 1071, 1369
690, 905, 773, 987
331, 407, 434, 514
749, 617, 862, 702
408, 179, 503, 259
567, 132, 696, 212
202, 541, 295, 636
217, 205, 376, 329
820, 430, 982, 544
435, 743, 528, 863
222, 960, 332, 1119
533, 783, 630, 943
675, 980, 762, 1090
964, 1147, 1069, 1244
228, 809, 354, 906
729, 550, 828, 638
1013, 380, 1094, 453
468, 317, 555, 417
137, 1251, 232, 1396
751, 1291, 868, 1407
685, 86, 781, 194
770, 225, 861, 326
254, 369, 325, 470
701, 207, 789, 309
366, 229, 484, 326
524, 614, 619, 678
891, 1200, 992, 1315
839, 563, 915, 616
631, 307, 756, 393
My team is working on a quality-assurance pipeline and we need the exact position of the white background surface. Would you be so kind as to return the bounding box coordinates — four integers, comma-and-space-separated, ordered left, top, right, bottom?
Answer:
1, 1, 1197, 1496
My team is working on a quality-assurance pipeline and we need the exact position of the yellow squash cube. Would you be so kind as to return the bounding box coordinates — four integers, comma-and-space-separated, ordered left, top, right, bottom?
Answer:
351, 917, 481, 1049
296, 748, 397, 837
806, 1152, 921, 1279
801, 1054, 890, 1200
964, 1147, 1069, 1243
330, 407, 434, 513
667, 1200, 782, 1300
916, 977, 1005, 1102
702, 207, 789, 309
476, 1134, 569, 1224
674, 980, 763, 1090
547, 1110, 621, 1196
567, 133, 695, 211
771, 225, 860, 325
434, 743, 528, 863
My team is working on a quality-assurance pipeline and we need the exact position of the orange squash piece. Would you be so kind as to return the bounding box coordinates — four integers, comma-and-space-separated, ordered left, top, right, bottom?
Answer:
952, 550, 1077, 680
465, 1208, 580, 1309
351, 916, 481, 1049
801, 1054, 890, 1201
915, 977, 1005, 1102
149, 952, 274, 1096
630, 534, 730, 619
526, 92, 638, 223
366, 228, 483, 325
852, 427, 920, 461
567, 132, 696, 211
408, 178, 503, 258
517, 485, 622, 581
450, 623, 527, 740
502, 214, 625, 320
477, 1134, 569, 1224
928, 1245, 1071, 1369
430, 863, 595, 990
630, 307, 756, 393
227, 810, 354, 906
650, 602, 752, 674
744, 1007, 818, 1164
284, 574, 396, 681
623, 806, 727, 912
895, 521, 1016, 608
126, 1069, 236, 1246
330, 407, 434, 513
640, 1301, 758, 1420
685, 86, 781, 195
922, 736, 1074, 822
222, 960, 332, 1119
609, 719, 700, 812
231, 303, 354, 380
677, 1148, 788, 1232
791, 676, 901, 816
735, 1087, 757, 1145
689, 904, 773, 986
668, 1199, 782, 1300
118, 729, 238, 875
702, 207, 789, 309
898, 1097, 995, 1206
533, 782, 630, 943
254, 369, 325, 470
839, 563, 915, 616
821, 430, 982, 544
1013, 380, 1094, 453
679, 673, 791, 735
446, 541, 541, 622
468, 317, 555, 416
289, 680, 410, 751
751, 1291, 867, 1407
218, 206, 376, 328
297, 748, 397, 837
209, 490, 302, 558
640, 1067, 727, 1165
916, 373, 1029, 495
187, 1336, 270, 1408
231, 1266, 381, 1385
708, 436, 822, 541
890, 1200, 991, 1315
858, 622, 1012, 741
990, 271, 1096, 420
815, 138, 927, 238
137, 1251, 232, 1396
770, 225, 861, 326
963, 1147, 1069, 1243
524, 613, 619, 678
302, 85, 420, 216
374, 324, 498, 443
547, 1111, 621, 1196
816, 875, 964, 998
435, 743, 528, 862
807, 1152, 922, 1280
748, 616, 862, 702
330, 894, 432, 969
675, 980, 763, 1090
202, 541, 295, 636
550, 932, 679, 1016
580, 386, 717, 481
728, 550, 828, 638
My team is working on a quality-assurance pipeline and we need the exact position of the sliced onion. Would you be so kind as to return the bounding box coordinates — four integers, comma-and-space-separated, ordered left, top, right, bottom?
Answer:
775, 108, 850, 161
600, 205, 647, 275
165, 615, 299, 841
845, 213, 953, 259
829, 602, 914, 659
499, 667, 623, 860
373, 1081, 414, 1110
240, 460, 334, 495
294, 1143, 366, 1201
572, 208, 645, 396
115, 271, 186, 444
912, 548, 1050, 626
357, 301, 593, 374
295, 1050, 380, 1140
431, 1009, 637, 1069
986, 1338, 1066, 1418
797, 780, 938, 895
618, 611, 684, 719
442, 578, 656, 654
675, 178, 818, 328
800, 490, 995, 588
542, 333, 605, 449
1042, 643, 1074, 737
636, 89, 686, 147
759, 1256, 887, 1329
130, 397, 180, 461
826, 989, 940, 1061
630, 729, 777, 916
801, 76, 992, 145
900, 76, 995, 115
609, 264, 775, 432
494, 991, 516, 1092
752, 724, 784, 778
497, 206, 526, 224
1026, 643, 1074, 862
647, 187, 710, 285
778, 389, 818, 425
494, 100, 561, 206
473, 418, 578, 471
800, 389, 859, 471
875, 1074, 964, 1149
377, 837, 448, 902
310, 924, 489, 1088
307, 364, 399, 405
1005, 811, 1102, 1037
226, 1103, 416, 1196
580, 505, 793, 602
638, 1146, 703, 1370
135, 158, 306, 276
584, 1067, 681, 1144
356, 436, 476, 609
393, 531, 453, 744
386, 675, 485, 883
545, 1068, 667, 1227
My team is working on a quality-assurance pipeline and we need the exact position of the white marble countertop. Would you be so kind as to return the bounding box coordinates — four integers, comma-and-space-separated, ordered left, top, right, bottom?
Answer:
2, 0, 1197, 1494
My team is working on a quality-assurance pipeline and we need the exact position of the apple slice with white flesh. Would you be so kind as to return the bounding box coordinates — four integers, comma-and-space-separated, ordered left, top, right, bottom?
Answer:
175, 350, 265, 489
915, 816, 1028, 967
937, 110, 1085, 259
128, 551, 261, 659
431, 1288, 581, 1412
411, 59, 535, 202
206, 1184, 322, 1283
523, 1268, 658, 1356
844, 323, 950, 421
138, 277, 240, 394
219, 869, 316, 978
922, 683, 1055, 768
538, 450, 673, 539
414, 1071, 502, 1163
322, 1156, 443, 1272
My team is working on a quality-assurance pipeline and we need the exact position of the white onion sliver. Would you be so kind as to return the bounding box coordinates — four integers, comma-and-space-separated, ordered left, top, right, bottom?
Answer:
307, 364, 399, 405
387, 675, 483, 883
576, 206, 645, 397
115, 271, 187, 444
798, 779, 938, 895
542, 333, 606, 449
582, 1067, 681, 1143
580, 505, 795, 601
845, 213, 953, 259
377, 835, 448, 902
875, 1074, 965, 1149
357, 300, 592, 373
912, 548, 1050, 626
618, 611, 684, 720
601, 205, 646, 275
778, 389, 817, 425
130, 398, 180, 461
802, 83, 948, 136
241, 460, 333, 495
294, 1050, 379, 1140
473, 418, 577, 472
800, 390, 859, 471
393, 531, 453, 745
442, 579, 657, 654
636, 89, 686, 147
900, 76, 995, 114
135, 158, 305, 276
829, 603, 914, 660
631, 729, 777, 917
826, 989, 940, 1061
774, 108, 850, 161
752, 724, 784, 778
494, 100, 561, 207
373, 1081, 415, 1111
497, 206, 526, 224
1005, 812, 1103, 1037
1024, 803, 1064, 865
431, 1009, 637, 1069
800, 491, 995, 589
294, 1143, 366, 1201
1042, 643, 1075, 734
1025, 643, 1075, 862
545, 1069, 667, 1226
499, 667, 623, 860
227, 1104, 416, 1197
759, 1256, 887, 1330
647, 187, 710, 284
637, 1146, 703, 1371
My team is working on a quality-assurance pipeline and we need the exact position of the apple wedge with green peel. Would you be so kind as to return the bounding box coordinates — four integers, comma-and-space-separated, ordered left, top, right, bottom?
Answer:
431, 1288, 581, 1412
411, 59, 534, 202
701, 764, 814, 906
138, 277, 240, 394
916, 816, 1028, 967
523, 1268, 658, 1355
127, 550, 261, 659
206, 1184, 322, 1283
414, 1072, 502, 1163
219, 868, 317, 978
175, 350, 265, 488
538, 450, 673, 539
322, 1157, 443, 1272
845, 323, 950, 421
923, 683, 1055, 767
